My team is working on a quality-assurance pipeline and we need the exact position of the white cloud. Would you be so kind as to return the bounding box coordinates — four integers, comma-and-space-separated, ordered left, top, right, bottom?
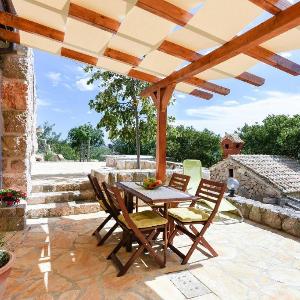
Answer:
76, 77, 95, 91
176, 93, 186, 99
46, 72, 61, 86
37, 98, 51, 107
243, 96, 257, 101
176, 91, 300, 135
223, 100, 239, 106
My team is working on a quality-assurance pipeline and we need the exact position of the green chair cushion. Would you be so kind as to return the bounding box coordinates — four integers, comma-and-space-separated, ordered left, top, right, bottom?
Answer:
118, 210, 168, 229
168, 207, 210, 223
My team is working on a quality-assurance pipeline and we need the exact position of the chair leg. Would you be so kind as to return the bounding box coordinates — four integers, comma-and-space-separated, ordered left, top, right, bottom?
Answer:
107, 233, 130, 260
92, 214, 112, 236
110, 230, 165, 276
98, 222, 118, 246
200, 236, 218, 257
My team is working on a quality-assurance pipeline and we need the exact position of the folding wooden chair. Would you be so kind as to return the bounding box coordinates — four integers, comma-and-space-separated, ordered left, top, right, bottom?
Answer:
88, 174, 119, 246
103, 182, 168, 277
168, 179, 226, 264
168, 172, 191, 192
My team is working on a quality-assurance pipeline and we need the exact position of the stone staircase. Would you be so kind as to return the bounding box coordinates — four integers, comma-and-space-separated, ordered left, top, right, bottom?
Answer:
27, 176, 100, 218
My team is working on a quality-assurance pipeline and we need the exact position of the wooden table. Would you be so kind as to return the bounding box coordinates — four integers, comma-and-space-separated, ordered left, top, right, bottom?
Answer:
117, 181, 198, 251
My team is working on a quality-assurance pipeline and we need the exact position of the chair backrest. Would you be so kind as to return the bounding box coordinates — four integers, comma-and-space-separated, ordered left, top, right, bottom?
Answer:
195, 179, 226, 222
88, 174, 113, 212
88, 174, 105, 202
102, 183, 139, 231
183, 160, 202, 195
102, 182, 124, 217
168, 172, 191, 192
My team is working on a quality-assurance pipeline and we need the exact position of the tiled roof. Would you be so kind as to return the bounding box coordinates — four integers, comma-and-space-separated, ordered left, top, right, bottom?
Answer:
230, 155, 300, 194
221, 133, 244, 143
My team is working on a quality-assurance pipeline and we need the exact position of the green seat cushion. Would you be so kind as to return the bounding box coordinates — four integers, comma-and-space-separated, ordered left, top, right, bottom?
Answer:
118, 210, 168, 229
168, 207, 210, 223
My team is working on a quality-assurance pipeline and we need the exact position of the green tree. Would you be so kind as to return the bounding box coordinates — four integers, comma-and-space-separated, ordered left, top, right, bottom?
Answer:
52, 141, 78, 160
85, 67, 160, 168
68, 123, 104, 161
37, 121, 61, 152
237, 114, 300, 158
167, 125, 222, 167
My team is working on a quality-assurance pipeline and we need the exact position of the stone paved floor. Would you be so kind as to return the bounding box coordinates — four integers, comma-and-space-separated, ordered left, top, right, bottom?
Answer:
4, 212, 300, 300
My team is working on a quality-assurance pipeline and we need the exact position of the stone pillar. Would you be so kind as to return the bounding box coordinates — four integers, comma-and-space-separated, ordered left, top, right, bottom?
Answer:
0, 46, 36, 194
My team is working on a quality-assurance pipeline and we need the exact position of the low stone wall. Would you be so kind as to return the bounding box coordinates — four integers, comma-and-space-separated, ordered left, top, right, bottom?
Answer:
91, 168, 183, 185
227, 195, 300, 238
0, 201, 26, 231
106, 155, 154, 168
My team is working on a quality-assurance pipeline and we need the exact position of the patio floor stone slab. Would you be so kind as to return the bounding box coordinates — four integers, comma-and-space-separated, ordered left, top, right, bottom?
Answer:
3, 211, 300, 300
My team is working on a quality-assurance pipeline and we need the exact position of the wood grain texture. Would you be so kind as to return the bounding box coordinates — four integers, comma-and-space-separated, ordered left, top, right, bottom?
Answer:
68, 3, 120, 33
136, 0, 192, 26
61, 47, 98, 65
0, 11, 64, 41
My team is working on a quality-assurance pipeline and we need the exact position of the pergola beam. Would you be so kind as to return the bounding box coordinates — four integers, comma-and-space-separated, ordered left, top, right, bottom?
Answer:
136, 0, 192, 26
61, 47, 98, 65
158, 40, 265, 87
141, 2, 300, 97
68, 3, 120, 34
0, 11, 64, 41
249, 0, 291, 14
142, 0, 300, 76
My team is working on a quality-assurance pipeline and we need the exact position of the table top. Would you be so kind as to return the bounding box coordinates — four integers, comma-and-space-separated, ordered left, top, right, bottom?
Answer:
117, 181, 198, 204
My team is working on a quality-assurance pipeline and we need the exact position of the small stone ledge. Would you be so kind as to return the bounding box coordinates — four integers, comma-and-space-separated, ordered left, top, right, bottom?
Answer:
227, 195, 300, 238
0, 201, 26, 231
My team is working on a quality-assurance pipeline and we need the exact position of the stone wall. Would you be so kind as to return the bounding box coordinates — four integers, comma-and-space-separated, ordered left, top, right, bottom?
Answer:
210, 159, 282, 201
92, 168, 183, 186
228, 195, 300, 238
0, 46, 36, 194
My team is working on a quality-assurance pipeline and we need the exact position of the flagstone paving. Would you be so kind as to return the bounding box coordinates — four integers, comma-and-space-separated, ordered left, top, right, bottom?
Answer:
4, 212, 300, 300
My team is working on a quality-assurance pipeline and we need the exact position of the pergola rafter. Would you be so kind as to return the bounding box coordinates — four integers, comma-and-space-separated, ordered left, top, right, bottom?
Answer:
139, 0, 300, 76
141, 2, 300, 97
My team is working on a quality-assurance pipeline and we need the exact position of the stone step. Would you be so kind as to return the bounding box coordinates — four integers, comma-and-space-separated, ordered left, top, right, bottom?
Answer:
31, 177, 92, 193
28, 190, 95, 205
26, 201, 101, 218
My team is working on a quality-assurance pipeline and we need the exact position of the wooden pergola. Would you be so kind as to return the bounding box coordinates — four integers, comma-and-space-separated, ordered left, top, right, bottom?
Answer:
1, 0, 300, 181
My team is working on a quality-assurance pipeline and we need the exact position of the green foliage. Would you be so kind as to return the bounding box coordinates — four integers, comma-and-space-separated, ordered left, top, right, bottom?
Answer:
90, 146, 113, 161
84, 67, 166, 165
52, 142, 78, 160
37, 121, 61, 152
237, 114, 300, 158
112, 136, 156, 156
166, 125, 222, 167
0, 250, 9, 268
68, 123, 104, 150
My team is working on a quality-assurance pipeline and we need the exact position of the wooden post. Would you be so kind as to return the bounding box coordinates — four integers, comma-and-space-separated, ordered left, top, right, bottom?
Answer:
150, 84, 175, 182
156, 106, 167, 181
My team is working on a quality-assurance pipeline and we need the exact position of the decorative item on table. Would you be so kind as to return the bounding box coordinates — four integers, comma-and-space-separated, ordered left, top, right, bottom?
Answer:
227, 177, 239, 197
142, 177, 162, 190
0, 189, 27, 207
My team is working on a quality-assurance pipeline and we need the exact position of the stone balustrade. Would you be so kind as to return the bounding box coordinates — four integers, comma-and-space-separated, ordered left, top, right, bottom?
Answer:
227, 195, 300, 238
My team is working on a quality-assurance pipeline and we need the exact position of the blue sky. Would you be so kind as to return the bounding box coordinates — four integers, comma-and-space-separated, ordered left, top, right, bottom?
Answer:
35, 48, 300, 144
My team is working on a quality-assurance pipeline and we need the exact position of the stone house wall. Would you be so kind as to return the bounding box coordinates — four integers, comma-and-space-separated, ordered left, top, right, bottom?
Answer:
0, 46, 36, 194
210, 159, 282, 201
